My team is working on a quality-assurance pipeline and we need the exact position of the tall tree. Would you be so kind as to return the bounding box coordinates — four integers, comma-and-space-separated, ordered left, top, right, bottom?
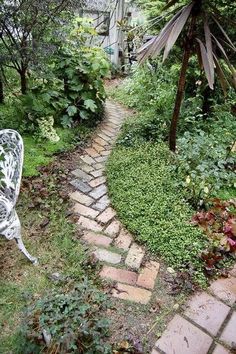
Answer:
0, 0, 83, 94
137, 0, 236, 151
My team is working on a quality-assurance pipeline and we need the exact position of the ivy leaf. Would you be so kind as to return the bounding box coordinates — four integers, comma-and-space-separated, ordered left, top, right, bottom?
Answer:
84, 99, 97, 112
67, 105, 77, 117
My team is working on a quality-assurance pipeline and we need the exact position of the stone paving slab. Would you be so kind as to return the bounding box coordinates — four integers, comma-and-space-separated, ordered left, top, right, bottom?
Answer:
184, 292, 230, 335
220, 311, 236, 347
212, 344, 230, 354
209, 276, 236, 305
125, 243, 145, 270
154, 315, 213, 354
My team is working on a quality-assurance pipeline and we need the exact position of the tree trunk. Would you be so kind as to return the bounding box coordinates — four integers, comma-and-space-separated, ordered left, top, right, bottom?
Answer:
169, 7, 199, 152
202, 86, 212, 117
20, 68, 27, 94
0, 70, 4, 104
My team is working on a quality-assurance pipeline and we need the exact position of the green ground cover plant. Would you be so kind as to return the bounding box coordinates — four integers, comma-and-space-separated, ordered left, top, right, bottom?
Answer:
107, 142, 207, 284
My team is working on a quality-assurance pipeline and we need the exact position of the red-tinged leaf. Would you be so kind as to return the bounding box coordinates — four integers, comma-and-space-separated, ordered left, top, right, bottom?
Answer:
213, 54, 229, 96
163, 3, 193, 61
138, 8, 183, 62
212, 16, 236, 52
204, 18, 215, 83
212, 35, 236, 88
196, 38, 214, 89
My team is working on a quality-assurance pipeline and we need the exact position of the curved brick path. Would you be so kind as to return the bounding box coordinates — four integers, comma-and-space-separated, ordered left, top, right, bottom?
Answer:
69, 100, 236, 354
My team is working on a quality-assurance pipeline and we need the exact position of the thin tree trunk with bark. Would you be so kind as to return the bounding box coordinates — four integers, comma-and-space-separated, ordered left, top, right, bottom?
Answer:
20, 68, 27, 94
169, 3, 200, 152
0, 70, 4, 104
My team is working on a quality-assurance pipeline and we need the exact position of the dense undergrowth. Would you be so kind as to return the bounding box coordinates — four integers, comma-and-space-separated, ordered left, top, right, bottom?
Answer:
108, 62, 236, 282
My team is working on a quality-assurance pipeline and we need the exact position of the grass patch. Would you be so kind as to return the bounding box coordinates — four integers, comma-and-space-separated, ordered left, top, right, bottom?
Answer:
107, 142, 207, 284
23, 125, 91, 177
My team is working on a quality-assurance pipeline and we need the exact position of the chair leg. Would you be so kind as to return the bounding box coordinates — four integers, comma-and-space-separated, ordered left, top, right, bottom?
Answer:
2, 213, 38, 264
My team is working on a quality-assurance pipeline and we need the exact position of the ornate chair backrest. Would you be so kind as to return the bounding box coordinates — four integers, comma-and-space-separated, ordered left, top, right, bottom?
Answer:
0, 130, 24, 207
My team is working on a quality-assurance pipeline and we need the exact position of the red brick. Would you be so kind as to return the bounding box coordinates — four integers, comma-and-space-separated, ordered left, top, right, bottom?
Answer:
84, 147, 100, 158
82, 232, 112, 247
77, 216, 103, 232
80, 155, 96, 165
89, 176, 106, 188
94, 137, 107, 147
125, 243, 145, 270
92, 142, 105, 153
137, 261, 160, 290
112, 283, 152, 304
220, 311, 236, 347
101, 150, 111, 156
69, 191, 94, 206
93, 249, 121, 264
212, 344, 230, 354
184, 292, 230, 335
72, 203, 99, 218
115, 229, 133, 251
100, 265, 138, 285
97, 207, 116, 225
104, 220, 121, 238
155, 315, 212, 354
209, 276, 236, 305
102, 129, 114, 137
90, 169, 104, 178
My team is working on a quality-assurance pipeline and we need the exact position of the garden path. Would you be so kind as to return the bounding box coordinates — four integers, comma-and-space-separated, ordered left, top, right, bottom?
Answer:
69, 99, 236, 354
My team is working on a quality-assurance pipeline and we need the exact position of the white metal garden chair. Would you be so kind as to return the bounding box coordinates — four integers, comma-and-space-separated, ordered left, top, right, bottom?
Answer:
0, 129, 37, 264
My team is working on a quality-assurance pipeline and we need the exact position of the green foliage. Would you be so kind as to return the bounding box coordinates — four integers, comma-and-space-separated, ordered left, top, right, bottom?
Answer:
23, 125, 91, 177
0, 17, 110, 140
107, 142, 207, 284
20, 279, 111, 354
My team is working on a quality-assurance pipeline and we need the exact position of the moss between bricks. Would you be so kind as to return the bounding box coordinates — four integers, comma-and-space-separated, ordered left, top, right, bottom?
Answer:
106, 142, 208, 285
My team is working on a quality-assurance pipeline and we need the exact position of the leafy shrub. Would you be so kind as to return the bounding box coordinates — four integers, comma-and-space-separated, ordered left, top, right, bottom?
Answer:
192, 199, 236, 275
0, 18, 110, 138
20, 279, 111, 354
175, 110, 236, 206
107, 142, 207, 284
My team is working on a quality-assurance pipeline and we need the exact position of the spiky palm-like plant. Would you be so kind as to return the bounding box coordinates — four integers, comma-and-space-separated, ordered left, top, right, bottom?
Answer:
138, 0, 236, 151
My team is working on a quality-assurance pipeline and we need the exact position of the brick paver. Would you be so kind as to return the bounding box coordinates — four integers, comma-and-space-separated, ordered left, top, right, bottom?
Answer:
115, 229, 133, 250
100, 265, 138, 285
104, 220, 120, 237
125, 243, 145, 270
77, 216, 103, 232
112, 283, 152, 304
97, 207, 116, 225
70, 180, 92, 193
89, 176, 106, 188
93, 248, 121, 265
82, 231, 112, 247
89, 184, 107, 199
73, 203, 99, 218
137, 261, 160, 290
69, 191, 94, 206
